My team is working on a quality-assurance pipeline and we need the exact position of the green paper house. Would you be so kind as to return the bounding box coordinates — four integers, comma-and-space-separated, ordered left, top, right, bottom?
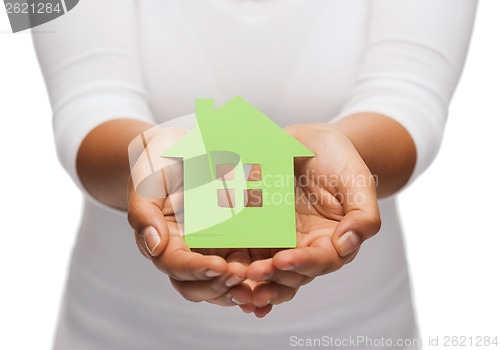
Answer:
161, 97, 314, 248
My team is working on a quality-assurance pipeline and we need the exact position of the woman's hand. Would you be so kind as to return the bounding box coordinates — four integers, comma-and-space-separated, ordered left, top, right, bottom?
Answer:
127, 127, 252, 307
80, 116, 405, 316
245, 123, 381, 313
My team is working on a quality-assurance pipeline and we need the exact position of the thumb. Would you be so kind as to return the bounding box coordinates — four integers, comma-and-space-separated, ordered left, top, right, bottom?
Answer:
332, 170, 381, 258
333, 210, 381, 257
128, 178, 170, 258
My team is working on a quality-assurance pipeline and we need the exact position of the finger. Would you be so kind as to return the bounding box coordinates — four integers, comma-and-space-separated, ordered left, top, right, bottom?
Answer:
128, 179, 170, 257
249, 248, 282, 261
272, 237, 344, 277
345, 249, 359, 264
169, 256, 247, 303
247, 259, 313, 289
170, 277, 231, 304
216, 251, 254, 306
236, 280, 259, 312
223, 249, 251, 288
153, 235, 227, 281
208, 283, 254, 307
246, 258, 274, 281
239, 303, 257, 314
134, 221, 180, 261
252, 282, 298, 307
268, 271, 313, 289
332, 160, 381, 256
170, 272, 247, 305
134, 231, 152, 260
226, 249, 252, 266
253, 304, 273, 318
333, 209, 381, 257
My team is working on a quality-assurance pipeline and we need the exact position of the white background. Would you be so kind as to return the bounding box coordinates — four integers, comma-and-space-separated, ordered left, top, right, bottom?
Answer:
1, 2, 499, 349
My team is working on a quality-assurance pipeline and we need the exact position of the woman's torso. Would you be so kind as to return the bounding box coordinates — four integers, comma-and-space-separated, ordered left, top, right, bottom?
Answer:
54, 1, 418, 349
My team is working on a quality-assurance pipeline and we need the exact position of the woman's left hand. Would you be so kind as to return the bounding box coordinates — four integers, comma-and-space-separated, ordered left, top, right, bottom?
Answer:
243, 123, 381, 316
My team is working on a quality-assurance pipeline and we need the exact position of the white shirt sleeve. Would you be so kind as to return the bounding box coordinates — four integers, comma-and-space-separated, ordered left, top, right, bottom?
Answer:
32, 0, 155, 194
334, 0, 477, 190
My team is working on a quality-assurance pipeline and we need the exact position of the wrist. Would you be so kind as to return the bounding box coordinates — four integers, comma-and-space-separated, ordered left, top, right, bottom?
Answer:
331, 113, 416, 197
77, 119, 154, 210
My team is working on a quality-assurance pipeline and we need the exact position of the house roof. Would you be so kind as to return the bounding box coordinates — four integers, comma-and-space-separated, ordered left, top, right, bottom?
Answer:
162, 96, 314, 161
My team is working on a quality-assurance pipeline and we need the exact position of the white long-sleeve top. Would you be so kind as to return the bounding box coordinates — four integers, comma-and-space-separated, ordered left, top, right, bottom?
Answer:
32, 1, 476, 349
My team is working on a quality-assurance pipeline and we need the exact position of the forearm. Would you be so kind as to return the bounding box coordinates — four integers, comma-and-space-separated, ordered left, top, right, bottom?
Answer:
331, 113, 417, 198
76, 119, 154, 210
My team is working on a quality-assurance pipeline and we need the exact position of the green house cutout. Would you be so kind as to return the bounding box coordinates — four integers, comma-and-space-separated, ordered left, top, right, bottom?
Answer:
161, 97, 314, 248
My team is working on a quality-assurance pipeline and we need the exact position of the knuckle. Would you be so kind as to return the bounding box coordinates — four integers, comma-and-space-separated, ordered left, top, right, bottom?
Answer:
355, 212, 382, 237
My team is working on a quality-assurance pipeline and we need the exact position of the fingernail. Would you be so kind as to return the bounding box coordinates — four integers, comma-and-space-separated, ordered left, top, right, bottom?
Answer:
225, 275, 242, 287
231, 297, 244, 305
281, 264, 295, 271
337, 231, 360, 257
205, 270, 223, 278
142, 226, 160, 256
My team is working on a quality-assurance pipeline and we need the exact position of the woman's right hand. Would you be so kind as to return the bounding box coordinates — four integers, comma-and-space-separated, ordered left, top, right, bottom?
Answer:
127, 127, 252, 307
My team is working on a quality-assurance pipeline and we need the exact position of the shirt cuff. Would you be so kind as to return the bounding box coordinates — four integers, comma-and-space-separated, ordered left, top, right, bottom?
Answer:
53, 94, 156, 213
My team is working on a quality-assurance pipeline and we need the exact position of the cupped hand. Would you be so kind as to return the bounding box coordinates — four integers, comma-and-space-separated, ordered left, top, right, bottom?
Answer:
245, 123, 381, 314
127, 123, 381, 317
127, 127, 252, 307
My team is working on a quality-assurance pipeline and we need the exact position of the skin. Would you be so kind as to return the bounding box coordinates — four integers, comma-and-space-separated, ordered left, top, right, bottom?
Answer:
77, 112, 416, 317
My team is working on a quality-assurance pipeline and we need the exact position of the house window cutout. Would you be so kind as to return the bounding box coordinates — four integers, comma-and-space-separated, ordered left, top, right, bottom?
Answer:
244, 189, 263, 207
244, 164, 262, 181
216, 163, 235, 181
218, 189, 235, 208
